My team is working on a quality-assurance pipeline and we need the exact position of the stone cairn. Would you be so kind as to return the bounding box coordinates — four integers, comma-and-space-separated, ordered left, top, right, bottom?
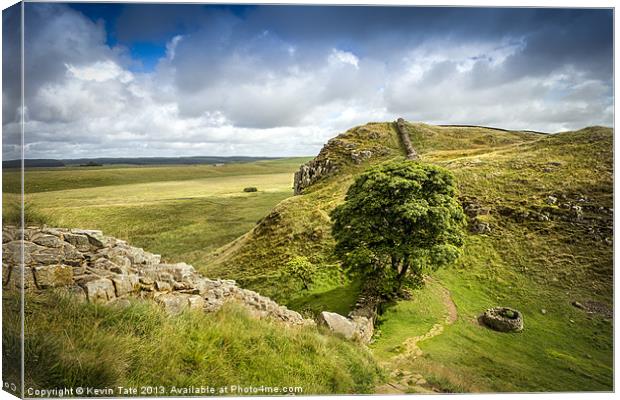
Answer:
2, 226, 314, 327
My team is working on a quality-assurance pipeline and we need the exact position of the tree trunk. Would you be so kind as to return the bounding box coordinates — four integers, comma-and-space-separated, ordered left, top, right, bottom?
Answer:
396, 263, 409, 282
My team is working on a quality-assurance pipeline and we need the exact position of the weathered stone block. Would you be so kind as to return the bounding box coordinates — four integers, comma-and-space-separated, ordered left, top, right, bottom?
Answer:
3, 265, 36, 289
155, 293, 187, 315
64, 233, 92, 252
32, 234, 64, 248
140, 268, 174, 284
109, 255, 131, 270
155, 280, 173, 292
187, 295, 205, 310
94, 258, 129, 274
31, 247, 64, 265
2, 228, 16, 243
66, 285, 87, 302
62, 243, 85, 266
33, 264, 73, 288
70, 229, 107, 248
111, 274, 139, 297
351, 316, 374, 343
121, 246, 161, 265
3, 241, 43, 265
139, 276, 154, 285
83, 278, 116, 303
319, 311, 357, 339
158, 263, 195, 282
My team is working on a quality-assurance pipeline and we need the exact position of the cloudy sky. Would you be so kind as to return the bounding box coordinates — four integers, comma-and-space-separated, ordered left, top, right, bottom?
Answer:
2, 3, 613, 160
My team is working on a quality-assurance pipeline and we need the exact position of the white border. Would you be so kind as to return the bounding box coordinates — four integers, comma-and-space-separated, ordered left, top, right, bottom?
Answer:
0, 2, 616, 400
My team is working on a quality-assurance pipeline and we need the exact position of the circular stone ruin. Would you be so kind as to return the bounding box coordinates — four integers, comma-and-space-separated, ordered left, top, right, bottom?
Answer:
481, 307, 524, 332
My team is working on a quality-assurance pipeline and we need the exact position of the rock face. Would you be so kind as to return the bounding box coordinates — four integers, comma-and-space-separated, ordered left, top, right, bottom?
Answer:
2, 226, 314, 327
293, 158, 339, 195
319, 312, 357, 339
292, 125, 395, 195
481, 307, 524, 332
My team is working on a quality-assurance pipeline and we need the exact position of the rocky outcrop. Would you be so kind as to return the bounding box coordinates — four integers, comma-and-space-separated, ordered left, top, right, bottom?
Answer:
293, 126, 394, 195
293, 158, 339, 195
2, 226, 314, 327
395, 118, 419, 160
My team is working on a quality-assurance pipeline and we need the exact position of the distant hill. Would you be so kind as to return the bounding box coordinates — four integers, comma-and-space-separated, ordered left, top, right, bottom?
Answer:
2, 156, 278, 169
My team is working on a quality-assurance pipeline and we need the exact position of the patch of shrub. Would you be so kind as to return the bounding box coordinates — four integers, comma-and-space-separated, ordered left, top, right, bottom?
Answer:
243, 187, 258, 192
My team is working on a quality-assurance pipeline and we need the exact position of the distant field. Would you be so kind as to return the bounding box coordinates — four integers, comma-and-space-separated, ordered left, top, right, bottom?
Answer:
4, 157, 311, 272
4, 157, 309, 193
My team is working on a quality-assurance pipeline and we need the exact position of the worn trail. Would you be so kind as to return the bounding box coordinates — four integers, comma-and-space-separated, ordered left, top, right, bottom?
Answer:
375, 282, 457, 394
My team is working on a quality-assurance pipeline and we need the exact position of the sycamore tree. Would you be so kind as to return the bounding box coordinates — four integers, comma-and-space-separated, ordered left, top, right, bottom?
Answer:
331, 160, 466, 297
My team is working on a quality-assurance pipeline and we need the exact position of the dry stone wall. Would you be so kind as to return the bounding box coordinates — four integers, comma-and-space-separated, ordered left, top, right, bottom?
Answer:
2, 226, 314, 327
395, 118, 419, 160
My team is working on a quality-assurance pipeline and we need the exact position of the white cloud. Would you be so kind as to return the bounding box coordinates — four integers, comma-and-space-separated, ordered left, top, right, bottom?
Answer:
7, 4, 613, 160
328, 49, 359, 69
66, 60, 134, 83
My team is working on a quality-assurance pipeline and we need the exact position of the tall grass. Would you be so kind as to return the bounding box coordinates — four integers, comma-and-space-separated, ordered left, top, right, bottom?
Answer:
5, 291, 382, 394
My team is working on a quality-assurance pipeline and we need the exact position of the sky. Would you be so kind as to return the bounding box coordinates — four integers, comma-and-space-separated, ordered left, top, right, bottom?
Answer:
1, 2, 614, 159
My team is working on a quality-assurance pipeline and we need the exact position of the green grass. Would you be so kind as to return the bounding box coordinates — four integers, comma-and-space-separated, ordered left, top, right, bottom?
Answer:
288, 278, 362, 318
4, 157, 311, 194
371, 280, 448, 360
208, 122, 612, 392
3, 291, 382, 395
3, 121, 612, 393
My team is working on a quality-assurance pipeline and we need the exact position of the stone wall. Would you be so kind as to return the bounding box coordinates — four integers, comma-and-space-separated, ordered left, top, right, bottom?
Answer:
395, 118, 419, 160
2, 226, 314, 327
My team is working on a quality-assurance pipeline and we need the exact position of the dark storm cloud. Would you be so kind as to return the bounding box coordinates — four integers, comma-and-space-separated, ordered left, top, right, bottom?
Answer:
4, 3, 613, 159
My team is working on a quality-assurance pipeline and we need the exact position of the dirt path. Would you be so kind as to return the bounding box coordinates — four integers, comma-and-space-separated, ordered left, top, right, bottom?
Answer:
375, 283, 457, 394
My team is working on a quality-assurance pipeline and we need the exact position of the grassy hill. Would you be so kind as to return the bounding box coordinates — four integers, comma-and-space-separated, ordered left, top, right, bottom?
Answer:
205, 121, 613, 392
3, 121, 612, 393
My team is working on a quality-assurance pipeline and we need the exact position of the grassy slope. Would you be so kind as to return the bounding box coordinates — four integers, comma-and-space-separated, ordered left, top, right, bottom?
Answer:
209, 122, 613, 392
3, 291, 381, 394
387, 124, 613, 392
205, 123, 403, 310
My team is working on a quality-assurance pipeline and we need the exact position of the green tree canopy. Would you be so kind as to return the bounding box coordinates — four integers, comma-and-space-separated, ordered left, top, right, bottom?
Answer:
331, 160, 466, 297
